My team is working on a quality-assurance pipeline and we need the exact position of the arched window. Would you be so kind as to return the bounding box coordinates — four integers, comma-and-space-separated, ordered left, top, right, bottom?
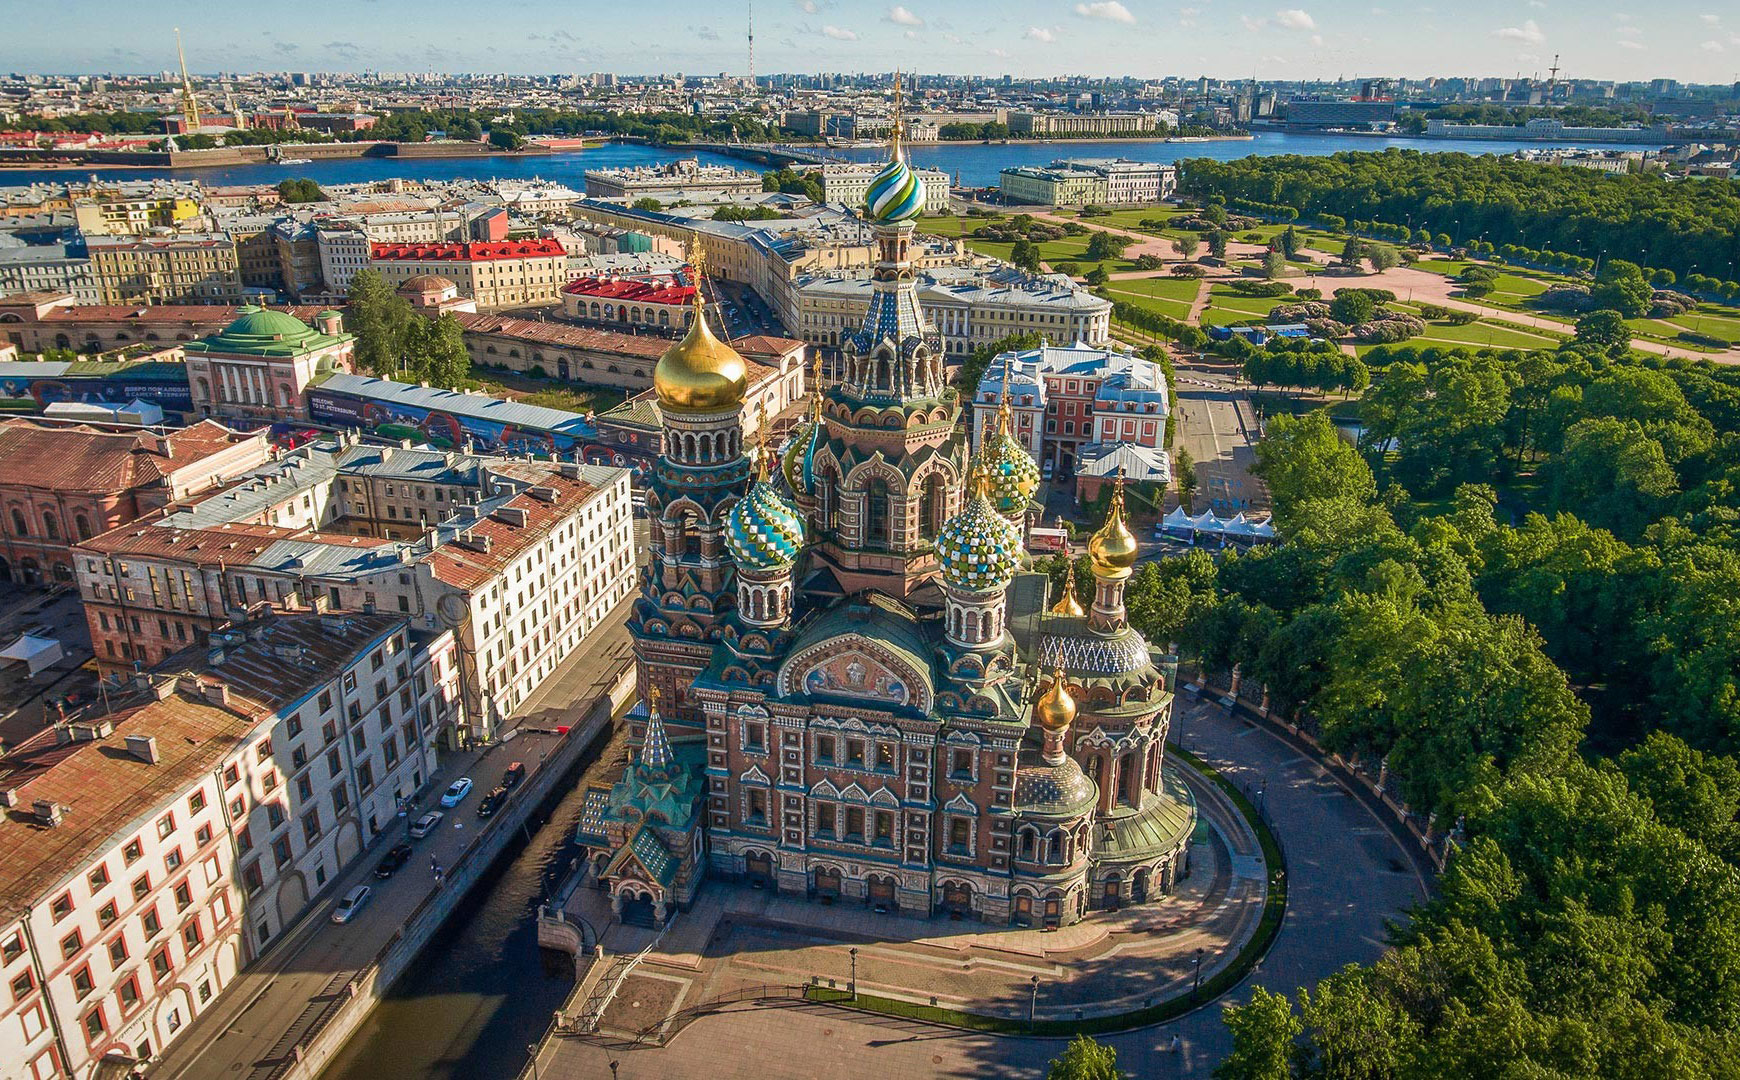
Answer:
75, 514, 92, 541
1117, 753, 1137, 808
919, 473, 946, 541
40, 512, 59, 540
1019, 829, 1036, 860
1046, 831, 1063, 862
195, 377, 210, 402
865, 479, 891, 547
10, 508, 27, 537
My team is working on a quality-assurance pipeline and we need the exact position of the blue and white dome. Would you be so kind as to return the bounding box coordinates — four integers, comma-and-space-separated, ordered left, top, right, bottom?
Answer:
865, 153, 924, 224
727, 476, 806, 572
936, 471, 1021, 592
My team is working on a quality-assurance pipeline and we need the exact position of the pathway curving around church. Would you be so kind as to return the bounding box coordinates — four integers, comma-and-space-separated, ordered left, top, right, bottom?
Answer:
529, 694, 1429, 1079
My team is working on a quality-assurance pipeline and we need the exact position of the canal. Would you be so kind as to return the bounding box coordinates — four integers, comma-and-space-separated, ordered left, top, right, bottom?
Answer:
318, 722, 627, 1080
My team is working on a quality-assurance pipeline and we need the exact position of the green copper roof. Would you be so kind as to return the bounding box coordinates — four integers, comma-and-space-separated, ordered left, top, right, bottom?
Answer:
184, 306, 352, 359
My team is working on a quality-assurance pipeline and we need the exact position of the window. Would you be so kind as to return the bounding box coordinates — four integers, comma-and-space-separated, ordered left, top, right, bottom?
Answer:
118, 976, 141, 1011
60, 930, 81, 960
108, 936, 128, 967
98, 901, 118, 928
1, 932, 21, 963
746, 789, 767, 823
181, 919, 203, 951
173, 882, 193, 911
195, 823, 213, 846
83, 1007, 106, 1042
846, 739, 865, 767
50, 892, 72, 921
265, 803, 285, 829
223, 763, 240, 788
816, 803, 836, 837
272, 836, 293, 869
242, 862, 263, 895
815, 735, 835, 763
948, 816, 971, 853
141, 907, 161, 938
255, 739, 272, 763
156, 812, 175, 839
302, 809, 322, 844
72, 965, 94, 998
744, 721, 765, 752
950, 748, 974, 779
149, 947, 172, 980
877, 743, 895, 770
874, 810, 894, 845
11, 970, 33, 1002
88, 865, 110, 890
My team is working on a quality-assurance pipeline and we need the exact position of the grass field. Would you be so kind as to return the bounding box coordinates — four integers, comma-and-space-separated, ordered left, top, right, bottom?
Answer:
917, 214, 1142, 275
1200, 286, 1288, 325
1101, 276, 1202, 319
470, 370, 625, 414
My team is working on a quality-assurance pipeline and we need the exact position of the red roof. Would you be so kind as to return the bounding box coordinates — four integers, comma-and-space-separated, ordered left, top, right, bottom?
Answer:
451, 312, 671, 358
0, 418, 254, 495
561, 275, 694, 307
371, 238, 567, 262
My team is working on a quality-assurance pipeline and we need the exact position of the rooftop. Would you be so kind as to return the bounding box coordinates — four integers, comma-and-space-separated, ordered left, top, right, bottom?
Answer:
0, 417, 259, 494
370, 237, 566, 262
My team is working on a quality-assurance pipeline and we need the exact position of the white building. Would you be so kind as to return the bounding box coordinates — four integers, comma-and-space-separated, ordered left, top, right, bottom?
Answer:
820, 163, 952, 215
315, 224, 370, 296
0, 245, 99, 305
0, 610, 456, 1079
796, 264, 1112, 356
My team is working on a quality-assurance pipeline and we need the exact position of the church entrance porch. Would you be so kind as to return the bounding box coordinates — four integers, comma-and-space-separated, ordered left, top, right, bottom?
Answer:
866, 874, 898, 913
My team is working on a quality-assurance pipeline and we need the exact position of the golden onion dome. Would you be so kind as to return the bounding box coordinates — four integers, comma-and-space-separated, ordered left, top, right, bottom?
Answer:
1088, 474, 1139, 579
1049, 557, 1086, 618
653, 268, 747, 413
1034, 664, 1078, 734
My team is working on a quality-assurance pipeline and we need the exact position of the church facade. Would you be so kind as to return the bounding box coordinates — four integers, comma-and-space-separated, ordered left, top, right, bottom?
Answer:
588, 109, 1194, 928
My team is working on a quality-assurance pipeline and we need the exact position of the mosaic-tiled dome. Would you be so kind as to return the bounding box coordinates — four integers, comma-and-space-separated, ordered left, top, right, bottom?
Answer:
865, 153, 924, 224
973, 419, 1040, 516
936, 471, 1021, 592
781, 415, 819, 496
727, 474, 805, 572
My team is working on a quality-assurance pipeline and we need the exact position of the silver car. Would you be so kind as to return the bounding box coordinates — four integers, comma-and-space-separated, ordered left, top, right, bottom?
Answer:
330, 885, 372, 924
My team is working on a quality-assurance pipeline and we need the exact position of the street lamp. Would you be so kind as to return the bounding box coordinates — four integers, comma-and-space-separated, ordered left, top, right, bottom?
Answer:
1192, 947, 1205, 996
849, 946, 859, 999
609, 1061, 620, 1080
526, 1044, 541, 1080
1029, 974, 1040, 1021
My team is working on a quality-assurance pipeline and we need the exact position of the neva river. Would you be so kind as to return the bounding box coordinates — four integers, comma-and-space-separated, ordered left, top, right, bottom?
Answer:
5, 130, 1667, 190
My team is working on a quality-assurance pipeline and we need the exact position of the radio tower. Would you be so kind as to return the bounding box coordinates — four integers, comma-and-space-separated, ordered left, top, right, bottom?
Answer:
174, 28, 201, 132
747, 1, 755, 92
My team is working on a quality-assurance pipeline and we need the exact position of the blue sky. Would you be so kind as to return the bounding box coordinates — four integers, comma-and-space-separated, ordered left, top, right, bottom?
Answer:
3, 0, 1737, 83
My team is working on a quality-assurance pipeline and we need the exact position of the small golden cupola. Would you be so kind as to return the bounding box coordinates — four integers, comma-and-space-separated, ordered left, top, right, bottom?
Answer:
1049, 555, 1086, 618
1034, 662, 1078, 734
1087, 473, 1139, 580
653, 249, 748, 412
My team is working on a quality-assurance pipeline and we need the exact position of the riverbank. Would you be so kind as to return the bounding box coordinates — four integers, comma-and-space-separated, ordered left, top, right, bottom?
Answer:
0, 138, 560, 172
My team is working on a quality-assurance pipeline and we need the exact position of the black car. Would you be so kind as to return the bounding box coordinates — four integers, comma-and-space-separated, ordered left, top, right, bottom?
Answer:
502, 761, 526, 789
374, 842, 413, 879
476, 786, 510, 818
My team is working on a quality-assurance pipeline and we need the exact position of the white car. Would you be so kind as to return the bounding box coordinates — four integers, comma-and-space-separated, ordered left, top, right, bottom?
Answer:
330, 885, 372, 924
409, 811, 445, 839
440, 778, 474, 807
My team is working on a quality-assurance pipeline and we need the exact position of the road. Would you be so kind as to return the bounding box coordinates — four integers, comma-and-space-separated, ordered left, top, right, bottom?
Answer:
531, 694, 1429, 1079
151, 594, 638, 1080
1171, 366, 1268, 516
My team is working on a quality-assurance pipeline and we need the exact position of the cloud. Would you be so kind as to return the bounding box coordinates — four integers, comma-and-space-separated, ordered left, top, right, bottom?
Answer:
1025, 25, 1058, 41
887, 5, 923, 26
1612, 11, 1630, 20
1240, 14, 1269, 30
1616, 25, 1641, 37
796, 0, 818, 12
1178, 6, 1200, 26
1526, 0, 1545, 7
1493, 19, 1544, 44
1310, 33, 1324, 45
988, 46, 1013, 58
821, 24, 857, 39
1700, 13, 1720, 24
944, 31, 964, 44
695, 25, 721, 40
1700, 38, 1725, 51
1616, 39, 1644, 49
1073, 2, 1137, 24
904, 29, 918, 38
1275, 8, 1316, 30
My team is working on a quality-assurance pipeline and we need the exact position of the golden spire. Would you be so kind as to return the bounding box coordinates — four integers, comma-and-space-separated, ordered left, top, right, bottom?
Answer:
1034, 660, 1077, 733
890, 70, 906, 164
1087, 470, 1139, 579
754, 402, 770, 482
648, 683, 660, 710
997, 353, 1014, 436
1049, 557, 1085, 617
809, 351, 825, 419
688, 243, 708, 315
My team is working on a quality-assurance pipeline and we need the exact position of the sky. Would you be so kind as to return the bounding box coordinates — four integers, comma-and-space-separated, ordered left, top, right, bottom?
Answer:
2, 0, 1738, 84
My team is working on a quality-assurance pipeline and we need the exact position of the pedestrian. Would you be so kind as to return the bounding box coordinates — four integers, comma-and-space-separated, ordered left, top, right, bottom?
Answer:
1169, 1034, 1181, 1052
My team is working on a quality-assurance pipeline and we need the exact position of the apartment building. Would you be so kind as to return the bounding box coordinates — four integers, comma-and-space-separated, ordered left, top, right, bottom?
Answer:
70, 186, 203, 238
75, 438, 635, 737
0, 610, 454, 1079
86, 236, 246, 307
0, 245, 99, 305
998, 159, 1176, 207
0, 417, 271, 588
969, 341, 1170, 476
369, 239, 568, 310
315, 223, 370, 296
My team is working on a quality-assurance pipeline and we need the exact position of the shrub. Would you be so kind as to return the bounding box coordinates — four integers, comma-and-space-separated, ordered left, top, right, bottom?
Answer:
1537, 284, 1594, 312
1295, 287, 1322, 300
1461, 281, 1494, 298
1227, 280, 1294, 298
1170, 263, 1207, 278
1446, 311, 1480, 325
1304, 318, 1349, 339
1355, 315, 1425, 343
1417, 303, 1451, 320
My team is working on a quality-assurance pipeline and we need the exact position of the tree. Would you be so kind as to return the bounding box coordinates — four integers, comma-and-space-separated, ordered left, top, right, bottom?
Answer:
1574, 309, 1631, 351
1338, 236, 1365, 269
345, 270, 406, 376
1174, 233, 1201, 260
1045, 1035, 1124, 1080
1543, 418, 1677, 537
1207, 230, 1228, 259
1590, 258, 1654, 318
487, 127, 525, 151
1217, 988, 1300, 1080
1252, 412, 1376, 526
1278, 225, 1302, 258
1085, 230, 1126, 262
1366, 243, 1401, 272
1011, 238, 1042, 272
631, 197, 664, 212
276, 177, 326, 203
1262, 249, 1287, 280
1084, 265, 1109, 286
1329, 290, 1375, 326
1176, 447, 1198, 511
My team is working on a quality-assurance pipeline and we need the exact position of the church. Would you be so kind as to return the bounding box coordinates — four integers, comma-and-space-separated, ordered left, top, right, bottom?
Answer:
581, 105, 1195, 929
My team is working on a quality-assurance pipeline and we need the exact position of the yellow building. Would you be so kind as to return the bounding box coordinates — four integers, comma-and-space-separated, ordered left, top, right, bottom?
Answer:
86, 234, 246, 306
368, 238, 570, 310
72, 193, 203, 237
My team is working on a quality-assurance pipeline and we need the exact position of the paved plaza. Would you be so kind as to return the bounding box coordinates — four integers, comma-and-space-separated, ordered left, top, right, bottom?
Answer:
529, 693, 1429, 1078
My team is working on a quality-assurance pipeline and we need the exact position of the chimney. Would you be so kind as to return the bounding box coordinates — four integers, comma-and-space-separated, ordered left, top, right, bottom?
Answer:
201, 682, 231, 709
125, 734, 160, 764
33, 800, 64, 827
207, 646, 226, 667
0, 788, 18, 808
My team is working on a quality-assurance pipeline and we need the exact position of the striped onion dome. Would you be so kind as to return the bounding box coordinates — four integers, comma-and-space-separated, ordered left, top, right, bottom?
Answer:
865, 152, 924, 224
936, 469, 1021, 592
727, 460, 806, 572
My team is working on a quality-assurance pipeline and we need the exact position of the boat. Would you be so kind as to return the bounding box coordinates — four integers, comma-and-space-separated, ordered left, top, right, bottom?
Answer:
277, 157, 312, 165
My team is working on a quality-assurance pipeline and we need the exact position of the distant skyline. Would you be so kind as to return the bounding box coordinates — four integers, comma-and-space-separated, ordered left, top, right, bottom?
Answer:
5, 0, 1739, 84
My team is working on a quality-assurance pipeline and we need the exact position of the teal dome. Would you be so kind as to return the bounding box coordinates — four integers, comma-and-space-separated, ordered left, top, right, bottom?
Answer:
186, 305, 347, 359
865, 153, 924, 224
936, 471, 1021, 592
973, 414, 1040, 517
222, 307, 321, 341
781, 415, 821, 497
727, 476, 806, 572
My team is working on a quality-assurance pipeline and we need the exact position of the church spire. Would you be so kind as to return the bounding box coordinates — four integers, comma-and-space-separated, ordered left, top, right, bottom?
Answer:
641, 684, 673, 772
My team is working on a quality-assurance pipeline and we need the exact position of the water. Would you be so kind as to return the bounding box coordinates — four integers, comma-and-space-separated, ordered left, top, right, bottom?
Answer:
317, 742, 608, 1080
5, 131, 1668, 191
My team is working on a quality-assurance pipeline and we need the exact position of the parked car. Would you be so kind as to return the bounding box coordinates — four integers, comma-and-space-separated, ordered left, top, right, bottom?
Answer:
374, 843, 413, 879
409, 811, 445, 839
476, 786, 510, 818
502, 761, 527, 789
440, 777, 474, 807
330, 885, 372, 924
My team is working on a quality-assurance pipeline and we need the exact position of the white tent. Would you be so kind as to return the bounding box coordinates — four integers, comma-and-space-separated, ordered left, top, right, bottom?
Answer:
1, 633, 62, 675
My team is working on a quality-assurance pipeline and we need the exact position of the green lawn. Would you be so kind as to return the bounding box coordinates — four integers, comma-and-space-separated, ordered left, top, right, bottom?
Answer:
1103, 276, 1202, 320
470, 370, 625, 413
1200, 286, 1288, 325
917, 214, 1141, 275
